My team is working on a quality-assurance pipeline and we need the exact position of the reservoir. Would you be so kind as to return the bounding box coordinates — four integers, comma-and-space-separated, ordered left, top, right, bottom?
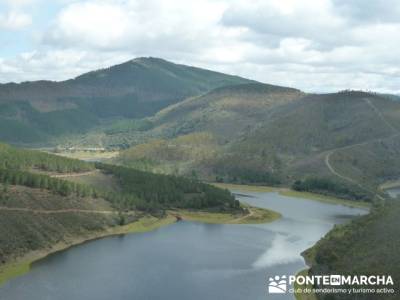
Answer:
0, 190, 367, 300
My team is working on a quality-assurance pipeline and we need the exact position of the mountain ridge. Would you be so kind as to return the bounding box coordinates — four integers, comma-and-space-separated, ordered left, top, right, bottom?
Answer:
0, 57, 254, 144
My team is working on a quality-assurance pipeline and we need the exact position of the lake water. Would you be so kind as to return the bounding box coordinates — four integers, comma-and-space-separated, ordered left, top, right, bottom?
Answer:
0, 191, 367, 300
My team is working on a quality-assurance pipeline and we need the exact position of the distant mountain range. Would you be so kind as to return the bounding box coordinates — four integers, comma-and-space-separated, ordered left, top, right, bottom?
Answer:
0, 57, 251, 144
1, 57, 400, 199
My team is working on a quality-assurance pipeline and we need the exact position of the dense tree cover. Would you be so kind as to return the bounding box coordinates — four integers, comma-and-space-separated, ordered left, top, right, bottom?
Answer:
0, 143, 240, 214
97, 163, 241, 212
292, 177, 371, 202
306, 200, 400, 299
0, 168, 96, 197
0, 143, 93, 173
216, 169, 281, 186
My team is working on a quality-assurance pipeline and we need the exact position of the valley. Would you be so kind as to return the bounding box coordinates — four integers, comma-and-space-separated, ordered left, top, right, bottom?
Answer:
0, 58, 399, 300
0, 187, 367, 300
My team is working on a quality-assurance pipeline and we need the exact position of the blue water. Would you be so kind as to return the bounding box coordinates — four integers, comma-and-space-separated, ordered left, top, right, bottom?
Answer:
0, 191, 367, 300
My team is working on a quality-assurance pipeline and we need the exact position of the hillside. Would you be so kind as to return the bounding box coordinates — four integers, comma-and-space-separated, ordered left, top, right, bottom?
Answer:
2, 141, 284, 285
0, 57, 252, 144
116, 82, 304, 174
150, 82, 303, 140
116, 90, 400, 201
303, 200, 400, 300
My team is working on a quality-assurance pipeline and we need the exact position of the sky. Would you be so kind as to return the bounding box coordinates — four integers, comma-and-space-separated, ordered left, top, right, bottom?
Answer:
0, 0, 399, 93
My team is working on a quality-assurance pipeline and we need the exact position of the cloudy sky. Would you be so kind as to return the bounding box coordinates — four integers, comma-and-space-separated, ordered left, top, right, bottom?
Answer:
0, 0, 399, 93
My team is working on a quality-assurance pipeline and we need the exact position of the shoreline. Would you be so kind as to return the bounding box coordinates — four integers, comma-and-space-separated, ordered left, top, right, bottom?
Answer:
0, 205, 279, 287
0, 214, 177, 286
213, 183, 371, 209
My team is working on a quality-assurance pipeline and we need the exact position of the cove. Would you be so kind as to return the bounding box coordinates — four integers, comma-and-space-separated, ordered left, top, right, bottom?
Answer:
0, 190, 367, 300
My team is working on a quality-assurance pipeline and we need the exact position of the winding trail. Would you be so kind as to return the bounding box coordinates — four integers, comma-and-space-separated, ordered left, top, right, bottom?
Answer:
0, 206, 135, 215
230, 207, 255, 223
324, 98, 400, 199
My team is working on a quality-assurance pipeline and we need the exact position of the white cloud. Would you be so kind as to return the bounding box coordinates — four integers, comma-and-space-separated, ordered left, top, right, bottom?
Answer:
1, 0, 400, 93
44, 0, 228, 53
0, 10, 31, 29
0, 49, 133, 82
47, 2, 131, 49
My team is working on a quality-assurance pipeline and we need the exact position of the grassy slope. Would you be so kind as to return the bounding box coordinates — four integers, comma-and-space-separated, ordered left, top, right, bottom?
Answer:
171, 206, 281, 224
0, 185, 118, 262
50, 150, 119, 161
0, 183, 121, 285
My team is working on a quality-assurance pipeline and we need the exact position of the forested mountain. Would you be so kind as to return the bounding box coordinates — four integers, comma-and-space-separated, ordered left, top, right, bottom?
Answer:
117, 90, 400, 201
2, 57, 400, 201
0, 57, 251, 144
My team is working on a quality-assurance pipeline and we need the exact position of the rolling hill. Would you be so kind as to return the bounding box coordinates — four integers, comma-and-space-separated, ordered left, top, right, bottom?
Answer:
116, 90, 400, 201
2, 56, 400, 200
0, 57, 252, 144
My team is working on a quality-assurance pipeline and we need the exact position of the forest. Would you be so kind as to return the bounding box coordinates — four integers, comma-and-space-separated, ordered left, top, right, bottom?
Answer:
97, 163, 241, 212
292, 177, 371, 202
0, 143, 240, 214
0, 143, 93, 173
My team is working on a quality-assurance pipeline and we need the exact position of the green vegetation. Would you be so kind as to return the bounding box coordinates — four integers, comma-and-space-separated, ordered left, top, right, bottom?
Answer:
304, 200, 400, 299
0, 142, 264, 287
0, 168, 98, 197
61, 170, 119, 192
0, 260, 31, 286
113, 88, 400, 202
50, 150, 119, 161
0, 185, 118, 271
292, 177, 370, 202
0, 143, 93, 172
0, 143, 240, 214
0, 213, 176, 286
2, 58, 400, 296
0, 57, 251, 144
213, 183, 371, 208
96, 163, 241, 212
280, 189, 370, 209
171, 206, 281, 224
212, 183, 276, 193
